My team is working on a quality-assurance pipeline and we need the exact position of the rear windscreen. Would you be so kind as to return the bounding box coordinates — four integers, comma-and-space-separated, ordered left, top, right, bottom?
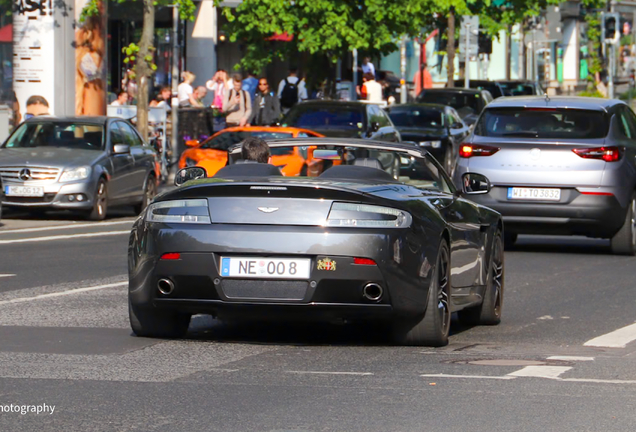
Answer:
474, 108, 609, 139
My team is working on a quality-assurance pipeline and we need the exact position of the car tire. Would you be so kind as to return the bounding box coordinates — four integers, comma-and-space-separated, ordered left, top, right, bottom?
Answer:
443, 145, 454, 176
458, 229, 504, 326
610, 193, 636, 256
503, 232, 517, 249
128, 299, 191, 339
86, 179, 108, 221
392, 239, 451, 347
134, 174, 157, 215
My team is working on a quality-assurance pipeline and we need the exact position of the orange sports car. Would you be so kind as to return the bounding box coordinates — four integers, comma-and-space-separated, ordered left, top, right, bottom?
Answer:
178, 126, 324, 177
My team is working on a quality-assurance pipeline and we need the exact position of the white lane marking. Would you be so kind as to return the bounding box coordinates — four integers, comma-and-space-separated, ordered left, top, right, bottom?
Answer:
420, 374, 515, 380
0, 230, 130, 245
0, 219, 135, 235
0, 281, 127, 306
547, 356, 595, 362
0, 274, 16, 278
421, 374, 636, 385
286, 371, 374, 376
508, 366, 572, 379
584, 323, 636, 348
537, 315, 554, 320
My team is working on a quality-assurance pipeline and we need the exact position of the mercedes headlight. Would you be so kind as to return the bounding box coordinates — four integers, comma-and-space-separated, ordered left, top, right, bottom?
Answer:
326, 202, 412, 228
60, 166, 91, 182
147, 199, 211, 224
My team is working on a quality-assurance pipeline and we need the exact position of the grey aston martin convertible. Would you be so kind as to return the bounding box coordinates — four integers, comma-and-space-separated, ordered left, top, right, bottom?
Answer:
128, 139, 504, 346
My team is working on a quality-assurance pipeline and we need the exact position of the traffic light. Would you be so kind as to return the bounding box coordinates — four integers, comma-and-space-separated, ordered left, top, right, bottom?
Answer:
478, 31, 492, 54
604, 13, 619, 43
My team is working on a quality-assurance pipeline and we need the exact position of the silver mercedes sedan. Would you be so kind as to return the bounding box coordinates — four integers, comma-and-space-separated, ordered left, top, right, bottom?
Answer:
0, 116, 159, 220
453, 96, 636, 255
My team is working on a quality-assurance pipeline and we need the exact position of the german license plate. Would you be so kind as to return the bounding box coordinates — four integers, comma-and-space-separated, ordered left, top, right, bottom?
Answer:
220, 257, 311, 279
5, 186, 44, 197
508, 187, 561, 201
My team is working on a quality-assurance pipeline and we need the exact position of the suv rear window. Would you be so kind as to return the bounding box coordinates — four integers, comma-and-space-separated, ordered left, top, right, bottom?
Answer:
474, 108, 609, 139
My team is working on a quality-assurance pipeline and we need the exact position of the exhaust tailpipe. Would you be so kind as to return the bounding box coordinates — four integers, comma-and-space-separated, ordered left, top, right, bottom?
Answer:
157, 278, 175, 295
362, 283, 383, 302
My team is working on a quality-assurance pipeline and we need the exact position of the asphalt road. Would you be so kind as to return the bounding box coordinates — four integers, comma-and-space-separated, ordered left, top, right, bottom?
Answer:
1, 208, 636, 431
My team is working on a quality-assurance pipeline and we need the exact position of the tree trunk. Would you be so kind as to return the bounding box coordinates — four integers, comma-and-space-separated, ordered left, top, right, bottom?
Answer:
447, 7, 455, 88
506, 26, 511, 80
135, 0, 155, 140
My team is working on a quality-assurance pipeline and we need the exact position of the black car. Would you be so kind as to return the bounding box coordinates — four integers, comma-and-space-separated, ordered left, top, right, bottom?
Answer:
128, 138, 504, 347
385, 103, 471, 175
453, 80, 506, 99
416, 88, 492, 127
497, 80, 543, 96
282, 101, 401, 142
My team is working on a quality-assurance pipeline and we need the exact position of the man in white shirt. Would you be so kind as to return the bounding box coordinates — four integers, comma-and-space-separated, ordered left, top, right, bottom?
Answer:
277, 68, 308, 112
361, 57, 375, 77
362, 73, 383, 103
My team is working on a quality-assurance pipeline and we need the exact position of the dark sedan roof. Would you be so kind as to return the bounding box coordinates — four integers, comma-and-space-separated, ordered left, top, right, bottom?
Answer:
486, 96, 624, 111
419, 87, 483, 95
25, 116, 111, 124
294, 100, 374, 109
387, 103, 448, 111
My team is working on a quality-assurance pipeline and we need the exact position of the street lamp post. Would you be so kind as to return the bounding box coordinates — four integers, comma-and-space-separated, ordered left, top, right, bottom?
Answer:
171, 4, 179, 167
464, 22, 471, 89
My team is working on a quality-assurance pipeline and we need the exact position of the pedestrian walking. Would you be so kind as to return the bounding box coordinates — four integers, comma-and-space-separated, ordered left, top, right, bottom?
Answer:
414, 63, 433, 97
361, 57, 376, 78
177, 71, 197, 107
242, 72, 259, 102
277, 68, 308, 113
207, 70, 229, 110
361, 73, 383, 103
249, 78, 281, 126
223, 73, 252, 127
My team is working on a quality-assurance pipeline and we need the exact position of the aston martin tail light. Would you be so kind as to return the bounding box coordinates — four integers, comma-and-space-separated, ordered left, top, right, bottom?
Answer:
572, 146, 621, 162
161, 253, 181, 260
353, 257, 377, 265
147, 199, 211, 224
459, 144, 500, 158
325, 202, 412, 228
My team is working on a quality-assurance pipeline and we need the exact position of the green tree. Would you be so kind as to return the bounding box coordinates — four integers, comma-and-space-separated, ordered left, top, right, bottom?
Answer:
82, 0, 196, 139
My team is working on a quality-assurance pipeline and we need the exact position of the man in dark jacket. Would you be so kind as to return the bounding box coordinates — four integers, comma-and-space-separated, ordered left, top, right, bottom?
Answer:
249, 78, 281, 126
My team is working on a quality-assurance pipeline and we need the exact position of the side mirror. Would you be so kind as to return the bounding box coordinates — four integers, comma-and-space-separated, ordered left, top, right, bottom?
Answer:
113, 144, 130, 155
370, 121, 380, 133
451, 122, 463, 130
461, 172, 491, 195
185, 139, 200, 147
174, 167, 207, 187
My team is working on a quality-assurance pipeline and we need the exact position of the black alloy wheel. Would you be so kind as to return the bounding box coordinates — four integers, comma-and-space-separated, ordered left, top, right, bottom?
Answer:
134, 175, 157, 214
458, 229, 504, 326
611, 193, 636, 256
87, 179, 108, 221
443, 144, 454, 176
392, 239, 451, 346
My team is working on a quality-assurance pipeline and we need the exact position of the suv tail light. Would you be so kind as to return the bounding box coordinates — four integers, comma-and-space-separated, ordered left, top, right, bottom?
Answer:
572, 146, 622, 162
459, 144, 500, 158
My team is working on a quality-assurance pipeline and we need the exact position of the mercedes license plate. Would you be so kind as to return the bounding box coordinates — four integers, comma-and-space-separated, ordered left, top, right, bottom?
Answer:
220, 257, 311, 279
508, 187, 561, 201
5, 186, 44, 197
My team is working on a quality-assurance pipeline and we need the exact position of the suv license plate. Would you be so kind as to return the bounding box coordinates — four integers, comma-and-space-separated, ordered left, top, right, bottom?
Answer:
508, 187, 561, 201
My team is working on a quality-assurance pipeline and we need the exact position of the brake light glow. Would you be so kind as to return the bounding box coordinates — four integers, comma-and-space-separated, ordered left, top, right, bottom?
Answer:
459, 144, 500, 158
579, 191, 614, 196
353, 257, 377, 265
161, 253, 181, 260
572, 146, 621, 162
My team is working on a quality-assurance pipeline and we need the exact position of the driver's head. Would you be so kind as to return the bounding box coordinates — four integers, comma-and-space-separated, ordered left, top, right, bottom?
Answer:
241, 136, 271, 163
